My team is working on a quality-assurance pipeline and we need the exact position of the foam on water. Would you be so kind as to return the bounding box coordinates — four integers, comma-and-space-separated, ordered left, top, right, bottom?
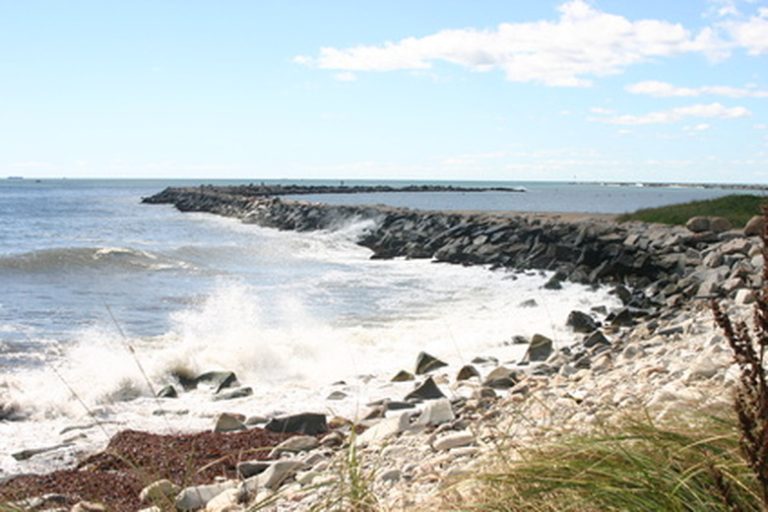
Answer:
0, 252, 620, 474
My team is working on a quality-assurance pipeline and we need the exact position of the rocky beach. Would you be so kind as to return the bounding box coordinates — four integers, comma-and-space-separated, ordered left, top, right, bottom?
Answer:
1, 185, 764, 511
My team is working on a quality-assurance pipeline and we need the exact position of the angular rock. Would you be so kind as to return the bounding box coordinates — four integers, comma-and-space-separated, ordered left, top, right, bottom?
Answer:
356, 411, 414, 445
456, 364, 481, 381
391, 370, 415, 382
265, 413, 328, 435
736, 288, 757, 305
413, 398, 455, 427
720, 238, 751, 255
404, 377, 446, 401
518, 298, 538, 308
214, 413, 246, 433
415, 351, 448, 374
566, 310, 599, 333
583, 330, 611, 349
525, 334, 553, 362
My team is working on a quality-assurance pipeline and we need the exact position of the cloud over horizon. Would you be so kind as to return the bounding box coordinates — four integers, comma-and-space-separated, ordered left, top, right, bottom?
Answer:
295, 0, 725, 87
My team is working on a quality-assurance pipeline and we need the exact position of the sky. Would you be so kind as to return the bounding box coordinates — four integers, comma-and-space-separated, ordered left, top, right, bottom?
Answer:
1, 0, 767, 183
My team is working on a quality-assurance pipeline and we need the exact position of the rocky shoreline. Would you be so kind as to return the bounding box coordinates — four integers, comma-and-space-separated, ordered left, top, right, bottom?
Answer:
1, 186, 764, 511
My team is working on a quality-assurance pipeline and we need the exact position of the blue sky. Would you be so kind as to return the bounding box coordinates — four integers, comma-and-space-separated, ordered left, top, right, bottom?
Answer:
1, 0, 767, 182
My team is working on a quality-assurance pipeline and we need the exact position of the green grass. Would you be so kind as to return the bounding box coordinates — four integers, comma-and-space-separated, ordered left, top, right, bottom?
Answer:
468, 415, 761, 512
617, 194, 766, 227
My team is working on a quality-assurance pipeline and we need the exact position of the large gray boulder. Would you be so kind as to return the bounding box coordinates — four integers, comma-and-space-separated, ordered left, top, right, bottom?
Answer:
744, 215, 765, 236
566, 310, 599, 333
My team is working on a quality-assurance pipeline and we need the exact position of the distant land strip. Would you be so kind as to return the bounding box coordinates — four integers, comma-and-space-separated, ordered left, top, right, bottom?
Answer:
173, 183, 527, 197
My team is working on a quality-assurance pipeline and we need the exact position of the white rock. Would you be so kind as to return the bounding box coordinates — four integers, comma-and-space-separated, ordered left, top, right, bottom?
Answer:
449, 446, 479, 458
139, 479, 179, 504
356, 411, 414, 446
411, 398, 455, 429
433, 431, 474, 451
175, 481, 236, 511
736, 288, 757, 305
205, 488, 241, 512
241, 460, 306, 493
268, 435, 318, 458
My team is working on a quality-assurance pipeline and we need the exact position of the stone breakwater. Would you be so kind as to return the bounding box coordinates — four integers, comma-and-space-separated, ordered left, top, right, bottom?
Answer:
143, 185, 761, 309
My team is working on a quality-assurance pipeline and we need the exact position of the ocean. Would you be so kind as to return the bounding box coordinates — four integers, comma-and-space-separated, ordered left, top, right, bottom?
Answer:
0, 178, 754, 475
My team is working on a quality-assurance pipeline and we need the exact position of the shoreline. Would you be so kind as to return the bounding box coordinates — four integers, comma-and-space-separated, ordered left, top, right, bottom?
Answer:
1, 185, 763, 510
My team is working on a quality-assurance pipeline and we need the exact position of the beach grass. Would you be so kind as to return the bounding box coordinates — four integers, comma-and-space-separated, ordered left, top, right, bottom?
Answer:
468, 414, 761, 512
617, 194, 765, 227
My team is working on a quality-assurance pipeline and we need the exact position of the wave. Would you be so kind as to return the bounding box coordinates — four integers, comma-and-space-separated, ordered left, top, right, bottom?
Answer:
0, 246, 193, 273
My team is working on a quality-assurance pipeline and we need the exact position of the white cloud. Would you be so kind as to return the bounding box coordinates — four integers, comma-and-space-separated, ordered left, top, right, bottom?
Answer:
726, 7, 768, 54
294, 0, 723, 87
627, 80, 768, 98
684, 123, 712, 131
590, 107, 616, 114
598, 103, 750, 125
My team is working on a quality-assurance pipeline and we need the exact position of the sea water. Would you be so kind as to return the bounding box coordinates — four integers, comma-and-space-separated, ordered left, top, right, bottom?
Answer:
0, 179, 751, 475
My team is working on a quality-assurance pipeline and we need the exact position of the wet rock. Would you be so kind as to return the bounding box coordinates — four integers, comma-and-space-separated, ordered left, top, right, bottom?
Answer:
415, 352, 448, 374
404, 377, 446, 401
265, 413, 328, 435
518, 298, 538, 307
525, 334, 553, 362
140, 479, 180, 504
214, 413, 246, 433
391, 370, 415, 382
456, 364, 481, 381
212, 386, 253, 401
195, 371, 239, 393
326, 391, 347, 400
567, 310, 600, 333
156, 385, 178, 399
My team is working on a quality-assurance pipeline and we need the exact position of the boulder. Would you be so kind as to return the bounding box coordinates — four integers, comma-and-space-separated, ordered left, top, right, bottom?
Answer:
404, 377, 446, 401
213, 413, 246, 433
482, 366, 519, 389
195, 371, 238, 393
686, 216, 710, 233
566, 310, 599, 333
237, 460, 271, 478
204, 488, 239, 512
156, 385, 177, 399
456, 365, 481, 381
356, 411, 414, 445
709, 217, 732, 233
720, 238, 751, 255
415, 352, 448, 374
583, 330, 611, 349
391, 370, 415, 382
412, 398, 455, 427
744, 215, 765, 236
525, 334, 553, 362
265, 413, 328, 435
